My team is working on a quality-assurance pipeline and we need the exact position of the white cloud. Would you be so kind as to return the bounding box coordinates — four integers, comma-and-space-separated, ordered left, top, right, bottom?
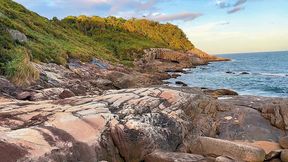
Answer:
146, 12, 203, 22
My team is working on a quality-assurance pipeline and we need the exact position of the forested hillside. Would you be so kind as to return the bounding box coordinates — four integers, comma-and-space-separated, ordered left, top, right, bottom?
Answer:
0, 0, 194, 85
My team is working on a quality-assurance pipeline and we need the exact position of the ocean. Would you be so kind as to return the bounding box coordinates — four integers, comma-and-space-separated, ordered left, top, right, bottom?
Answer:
167, 51, 288, 97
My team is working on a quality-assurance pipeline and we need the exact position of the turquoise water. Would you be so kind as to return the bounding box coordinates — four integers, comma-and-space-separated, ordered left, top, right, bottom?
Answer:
168, 51, 288, 97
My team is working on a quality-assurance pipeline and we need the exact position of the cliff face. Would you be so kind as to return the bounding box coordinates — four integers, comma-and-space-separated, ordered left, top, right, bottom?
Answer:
189, 48, 230, 61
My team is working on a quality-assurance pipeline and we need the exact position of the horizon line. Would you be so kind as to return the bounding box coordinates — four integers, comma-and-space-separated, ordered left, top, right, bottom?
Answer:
213, 49, 288, 55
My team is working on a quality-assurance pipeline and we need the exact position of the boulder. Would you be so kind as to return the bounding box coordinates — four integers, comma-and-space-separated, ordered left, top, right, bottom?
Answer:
280, 136, 288, 149
175, 81, 188, 87
59, 89, 75, 99
16, 91, 33, 100
191, 137, 266, 162
240, 72, 250, 75
170, 74, 181, 78
281, 150, 288, 162
31, 88, 65, 101
203, 89, 238, 97
7, 29, 28, 43
0, 76, 17, 97
90, 78, 114, 90
145, 150, 205, 162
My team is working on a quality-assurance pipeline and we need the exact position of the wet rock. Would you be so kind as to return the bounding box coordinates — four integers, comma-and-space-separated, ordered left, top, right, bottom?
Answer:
191, 137, 266, 162
175, 81, 188, 87
165, 69, 185, 73
226, 71, 234, 74
240, 72, 250, 75
170, 74, 181, 78
281, 150, 288, 162
145, 150, 205, 162
280, 136, 288, 149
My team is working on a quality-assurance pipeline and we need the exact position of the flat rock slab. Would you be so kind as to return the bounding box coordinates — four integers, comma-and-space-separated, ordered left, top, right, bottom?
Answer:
191, 137, 266, 162
0, 87, 287, 162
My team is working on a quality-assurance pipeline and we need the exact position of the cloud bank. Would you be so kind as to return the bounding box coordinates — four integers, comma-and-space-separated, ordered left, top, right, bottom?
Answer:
215, 0, 248, 14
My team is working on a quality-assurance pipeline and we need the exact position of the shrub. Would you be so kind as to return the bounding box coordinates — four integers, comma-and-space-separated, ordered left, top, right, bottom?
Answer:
5, 48, 39, 86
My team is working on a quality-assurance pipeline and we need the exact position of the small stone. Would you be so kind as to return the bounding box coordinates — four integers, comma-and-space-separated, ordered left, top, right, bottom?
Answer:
16, 92, 32, 100
280, 136, 288, 149
145, 150, 205, 162
281, 150, 288, 162
224, 116, 233, 120
175, 81, 188, 87
59, 89, 75, 99
215, 156, 234, 162
240, 72, 250, 75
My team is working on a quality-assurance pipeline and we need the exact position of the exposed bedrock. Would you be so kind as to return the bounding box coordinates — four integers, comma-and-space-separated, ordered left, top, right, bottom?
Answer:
0, 87, 287, 161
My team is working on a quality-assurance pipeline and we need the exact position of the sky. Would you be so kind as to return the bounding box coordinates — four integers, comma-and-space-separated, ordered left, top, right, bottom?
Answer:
14, 0, 288, 54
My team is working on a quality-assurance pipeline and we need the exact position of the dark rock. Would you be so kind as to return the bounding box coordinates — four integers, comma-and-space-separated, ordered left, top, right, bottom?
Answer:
240, 72, 250, 75
0, 76, 17, 97
16, 91, 33, 100
165, 69, 185, 73
265, 150, 282, 161
59, 89, 75, 99
269, 158, 282, 162
280, 136, 288, 149
226, 71, 235, 74
90, 78, 114, 90
175, 81, 188, 87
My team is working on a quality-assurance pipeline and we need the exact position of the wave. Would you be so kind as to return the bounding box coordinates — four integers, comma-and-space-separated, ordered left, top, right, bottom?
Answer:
256, 72, 288, 77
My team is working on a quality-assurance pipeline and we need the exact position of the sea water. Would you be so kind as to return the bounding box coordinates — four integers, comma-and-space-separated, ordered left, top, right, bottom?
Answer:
167, 51, 288, 97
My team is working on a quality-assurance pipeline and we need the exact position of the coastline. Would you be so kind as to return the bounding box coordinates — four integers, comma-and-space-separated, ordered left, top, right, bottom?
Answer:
1, 48, 288, 162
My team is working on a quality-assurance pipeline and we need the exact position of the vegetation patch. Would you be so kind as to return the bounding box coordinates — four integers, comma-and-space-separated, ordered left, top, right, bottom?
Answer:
0, 0, 194, 85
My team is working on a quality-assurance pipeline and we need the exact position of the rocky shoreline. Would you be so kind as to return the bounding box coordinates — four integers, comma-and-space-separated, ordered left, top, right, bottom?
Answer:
1, 48, 288, 162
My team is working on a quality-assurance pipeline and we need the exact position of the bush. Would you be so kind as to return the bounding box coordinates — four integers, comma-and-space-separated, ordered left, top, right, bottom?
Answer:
5, 48, 39, 86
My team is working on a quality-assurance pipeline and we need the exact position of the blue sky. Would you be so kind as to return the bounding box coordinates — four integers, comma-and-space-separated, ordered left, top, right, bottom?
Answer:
14, 0, 288, 54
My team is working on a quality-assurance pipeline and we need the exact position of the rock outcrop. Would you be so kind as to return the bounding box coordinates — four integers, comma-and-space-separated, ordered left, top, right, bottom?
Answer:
1, 87, 287, 162
189, 48, 230, 61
